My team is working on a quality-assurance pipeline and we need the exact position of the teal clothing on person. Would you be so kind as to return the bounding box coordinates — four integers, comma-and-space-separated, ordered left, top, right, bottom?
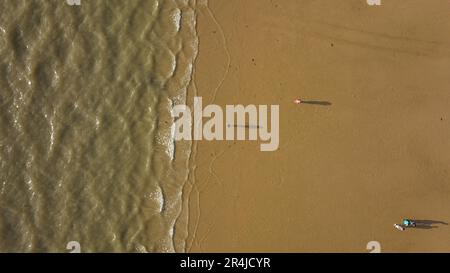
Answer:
403, 219, 412, 226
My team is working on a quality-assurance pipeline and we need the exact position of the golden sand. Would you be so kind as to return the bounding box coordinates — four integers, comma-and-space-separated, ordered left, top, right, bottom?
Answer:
184, 0, 450, 252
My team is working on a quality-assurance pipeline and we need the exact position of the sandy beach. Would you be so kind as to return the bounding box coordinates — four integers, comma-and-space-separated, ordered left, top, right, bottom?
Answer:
184, 0, 450, 252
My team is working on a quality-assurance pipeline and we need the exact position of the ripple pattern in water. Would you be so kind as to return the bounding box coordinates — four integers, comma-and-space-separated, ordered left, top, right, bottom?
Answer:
0, 0, 198, 252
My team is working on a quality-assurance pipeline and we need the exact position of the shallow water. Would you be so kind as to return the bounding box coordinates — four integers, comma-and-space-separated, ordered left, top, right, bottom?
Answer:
0, 0, 198, 252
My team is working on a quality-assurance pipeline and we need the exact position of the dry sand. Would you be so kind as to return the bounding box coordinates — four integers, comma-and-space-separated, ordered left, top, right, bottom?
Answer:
184, 0, 450, 252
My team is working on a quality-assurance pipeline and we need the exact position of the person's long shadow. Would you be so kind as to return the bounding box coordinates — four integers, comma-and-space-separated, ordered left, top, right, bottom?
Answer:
300, 100, 332, 106
412, 220, 449, 230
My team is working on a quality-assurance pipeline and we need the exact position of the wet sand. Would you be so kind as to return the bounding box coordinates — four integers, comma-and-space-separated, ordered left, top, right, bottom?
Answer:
185, 0, 450, 252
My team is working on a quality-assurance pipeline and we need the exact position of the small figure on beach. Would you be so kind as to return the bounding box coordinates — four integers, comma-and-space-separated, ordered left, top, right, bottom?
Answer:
293, 98, 332, 106
394, 224, 405, 231
402, 219, 416, 227
394, 219, 417, 231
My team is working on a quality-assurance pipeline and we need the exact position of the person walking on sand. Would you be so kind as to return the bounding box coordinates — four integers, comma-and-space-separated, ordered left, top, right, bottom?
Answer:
394, 224, 405, 231
402, 219, 416, 227
394, 219, 417, 231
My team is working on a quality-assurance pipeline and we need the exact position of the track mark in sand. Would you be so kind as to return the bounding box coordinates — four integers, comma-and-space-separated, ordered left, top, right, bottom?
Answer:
185, 3, 230, 252
190, 150, 226, 251
197, 221, 216, 250
310, 30, 432, 57
205, 150, 226, 188
187, 182, 205, 253
182, 65, 199, 253
260, 14, 448, 58
315, 20, 443, 46
186, 148, 226, 252
205, 3, 231, 104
